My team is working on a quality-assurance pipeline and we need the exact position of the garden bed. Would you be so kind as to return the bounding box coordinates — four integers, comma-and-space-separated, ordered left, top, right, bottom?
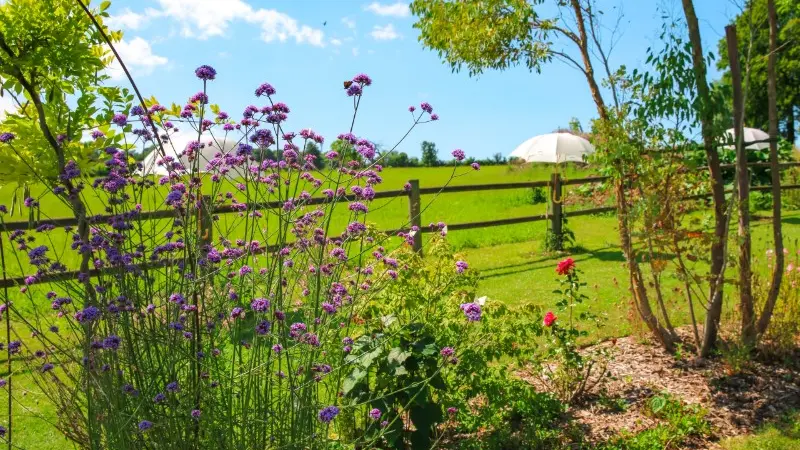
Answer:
560, 329, 800, 448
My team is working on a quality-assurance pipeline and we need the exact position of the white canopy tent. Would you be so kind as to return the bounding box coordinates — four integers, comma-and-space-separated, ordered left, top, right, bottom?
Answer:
509, 132, 595, 164
139, 134, 246, 178
722, 127, 771, 150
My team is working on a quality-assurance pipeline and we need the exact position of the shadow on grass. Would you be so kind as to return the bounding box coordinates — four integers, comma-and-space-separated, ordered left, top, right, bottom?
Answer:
478, 245, 623, 280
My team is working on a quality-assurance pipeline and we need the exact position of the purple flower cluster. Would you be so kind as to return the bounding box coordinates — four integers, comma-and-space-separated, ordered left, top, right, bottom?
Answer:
74, 306, 101, 324
250, 298, 270, 312
195, 65, 217, 80
255, 82, 276, 97
112, 114, 127, 127
318, 406, 340, 423
460, 302, 481, 322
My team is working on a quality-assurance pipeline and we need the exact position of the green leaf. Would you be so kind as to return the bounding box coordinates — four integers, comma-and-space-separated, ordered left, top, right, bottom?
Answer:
99, 1, 111, 12
342, 368, 367, 396
410, 402, 442, 449
387, 347, 411, 365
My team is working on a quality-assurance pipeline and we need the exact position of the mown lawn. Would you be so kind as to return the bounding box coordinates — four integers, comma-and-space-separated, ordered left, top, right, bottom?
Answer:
722, 411, 800, 450
1, 165, 799, 448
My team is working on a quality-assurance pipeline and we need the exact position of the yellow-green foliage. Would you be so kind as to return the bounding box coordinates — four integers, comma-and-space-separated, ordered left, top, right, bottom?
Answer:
0, 0, 122, 183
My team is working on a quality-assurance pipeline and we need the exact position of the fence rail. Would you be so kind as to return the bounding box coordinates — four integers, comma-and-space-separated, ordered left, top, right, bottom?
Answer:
2, 161, 799, 288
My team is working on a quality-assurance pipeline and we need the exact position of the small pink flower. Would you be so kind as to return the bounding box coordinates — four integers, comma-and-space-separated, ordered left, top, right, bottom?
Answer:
543, 311, 557, 327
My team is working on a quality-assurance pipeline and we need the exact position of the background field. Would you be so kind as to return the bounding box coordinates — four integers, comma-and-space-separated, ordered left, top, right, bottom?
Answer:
1, 164, 799, 448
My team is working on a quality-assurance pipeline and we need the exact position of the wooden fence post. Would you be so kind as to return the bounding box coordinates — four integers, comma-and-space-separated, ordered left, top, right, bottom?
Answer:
199, 195, 213, 258
550, 172, 563, 250
407, 179, 422, 253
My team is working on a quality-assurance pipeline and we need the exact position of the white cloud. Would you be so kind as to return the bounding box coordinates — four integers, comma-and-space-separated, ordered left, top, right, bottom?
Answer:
105, 8, 160, 30
352, 47, 359, 57
0, 92, 16, 120
365, 2, 410, 17
331, 38, 342, 46
370, 24, 400, 40
155, 0, 324, 46
341, 17, 356, 29
106, 37, 169, 80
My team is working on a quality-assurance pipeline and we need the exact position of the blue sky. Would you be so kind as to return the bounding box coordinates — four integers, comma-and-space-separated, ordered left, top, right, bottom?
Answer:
102, 0, 742, 160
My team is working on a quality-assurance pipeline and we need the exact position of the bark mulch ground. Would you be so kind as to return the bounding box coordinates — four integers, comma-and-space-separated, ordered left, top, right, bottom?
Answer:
563, 330, 800, 448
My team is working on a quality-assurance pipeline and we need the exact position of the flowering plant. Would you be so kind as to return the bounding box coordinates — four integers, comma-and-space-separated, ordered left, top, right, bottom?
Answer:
344, 237, 554, 447
533, 258, 608, 404
0, 63, 485, 449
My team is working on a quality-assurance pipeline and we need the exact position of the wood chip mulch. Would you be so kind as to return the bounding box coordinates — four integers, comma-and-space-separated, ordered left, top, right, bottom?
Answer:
559, 329, 800, 448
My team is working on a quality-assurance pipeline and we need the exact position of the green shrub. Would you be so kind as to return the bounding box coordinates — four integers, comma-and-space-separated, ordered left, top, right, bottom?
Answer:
343, 237, 564, 448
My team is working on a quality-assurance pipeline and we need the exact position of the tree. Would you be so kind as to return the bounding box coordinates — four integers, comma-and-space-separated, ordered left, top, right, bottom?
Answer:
492, 152, 505, 164
304, 141, 324, 169
681, 0, 733, 356
420, 140, 438, 167
717, 0, 800, 143
330, 138, 361, 165
0, 0, 125, 445
413, 0, 680, 351
385, 151, 412, 167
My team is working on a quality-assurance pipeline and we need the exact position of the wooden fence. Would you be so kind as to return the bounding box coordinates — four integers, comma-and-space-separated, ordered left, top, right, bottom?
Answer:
1, 161, 799, 288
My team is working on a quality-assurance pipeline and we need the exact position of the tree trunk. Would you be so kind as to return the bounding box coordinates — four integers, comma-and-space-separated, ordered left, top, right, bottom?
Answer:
570, 0, 609, 122
614, 180, 677, 351
681, 0, 728, 357
756, 0, 784, 337
726, 25, 755, 347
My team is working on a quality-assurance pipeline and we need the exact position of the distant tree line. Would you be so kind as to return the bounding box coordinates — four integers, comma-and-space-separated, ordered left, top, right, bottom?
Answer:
381, 140, 509, 168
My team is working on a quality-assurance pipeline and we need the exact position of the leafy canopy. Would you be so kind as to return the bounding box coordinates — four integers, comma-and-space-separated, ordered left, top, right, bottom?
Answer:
716, 0, 800, 140
0, 0, 124, 183
411, 0, 553, 76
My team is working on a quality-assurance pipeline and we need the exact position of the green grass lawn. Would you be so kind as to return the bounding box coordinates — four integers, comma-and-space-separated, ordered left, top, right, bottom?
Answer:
0, 164, 601, 278
722, 411, 800, 450
1, 165, 799, 448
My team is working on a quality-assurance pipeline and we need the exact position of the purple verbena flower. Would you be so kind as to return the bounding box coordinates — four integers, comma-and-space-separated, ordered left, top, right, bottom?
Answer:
74, 306, 100, 324
255, 83, 276, 97
318, 406, 340, 423
195, 65, 217, 80
103, 335, 121, 351
352, 73, 372, 86
459, 302, 481, 322
346, 83, 362, 97
112, 114, 128, 127
255, 320, 271, 335
250, 298, 270, 312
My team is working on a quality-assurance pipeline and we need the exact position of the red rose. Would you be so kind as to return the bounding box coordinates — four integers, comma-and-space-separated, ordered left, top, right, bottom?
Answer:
555, 257, 576, 276
543, 311, 557, 327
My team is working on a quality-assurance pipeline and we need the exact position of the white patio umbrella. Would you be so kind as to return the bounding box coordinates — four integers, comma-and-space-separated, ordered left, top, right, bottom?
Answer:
723, 127, 770, 150
509, 132, 595, 164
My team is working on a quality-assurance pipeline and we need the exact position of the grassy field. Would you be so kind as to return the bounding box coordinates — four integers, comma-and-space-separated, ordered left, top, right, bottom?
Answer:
0, 164, 603, 279
1, 165, 799, 448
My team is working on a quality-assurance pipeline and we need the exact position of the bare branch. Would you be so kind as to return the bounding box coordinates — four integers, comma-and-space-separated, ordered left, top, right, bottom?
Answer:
550, 50, 588, 74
